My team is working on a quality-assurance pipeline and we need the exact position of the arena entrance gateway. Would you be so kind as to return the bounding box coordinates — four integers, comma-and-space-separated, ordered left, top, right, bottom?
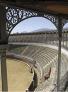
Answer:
0, 1, 68, 92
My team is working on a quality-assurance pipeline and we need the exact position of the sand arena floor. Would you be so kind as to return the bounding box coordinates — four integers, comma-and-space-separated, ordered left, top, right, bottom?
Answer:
0, 58, 33, 92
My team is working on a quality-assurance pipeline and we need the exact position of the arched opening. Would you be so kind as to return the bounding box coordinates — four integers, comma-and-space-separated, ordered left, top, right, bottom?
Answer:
8, 17, 57, 44
6, 17, 59, 91
11, 17, 57, 34
62, 23, 68, 48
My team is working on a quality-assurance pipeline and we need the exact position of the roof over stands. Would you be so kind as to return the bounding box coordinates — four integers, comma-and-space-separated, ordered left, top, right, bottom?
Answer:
0, 0, 68, 18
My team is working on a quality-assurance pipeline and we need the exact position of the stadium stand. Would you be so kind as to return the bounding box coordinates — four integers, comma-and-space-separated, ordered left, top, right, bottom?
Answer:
7, 44, 68, 92
8, 30, 68, 92
7, 45, 58, 82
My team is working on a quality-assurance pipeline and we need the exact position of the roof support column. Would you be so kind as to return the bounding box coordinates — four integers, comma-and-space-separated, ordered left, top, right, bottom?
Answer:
0, 45, 8, 92
0, 4, 8, 92
57, 16, 62, 92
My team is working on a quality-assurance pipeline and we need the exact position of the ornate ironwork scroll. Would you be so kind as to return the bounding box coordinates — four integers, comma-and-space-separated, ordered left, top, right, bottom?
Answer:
44, 14, 58, 28
62, 18, 68, 28
6, 6, 58, 35
6, 6, 38, 34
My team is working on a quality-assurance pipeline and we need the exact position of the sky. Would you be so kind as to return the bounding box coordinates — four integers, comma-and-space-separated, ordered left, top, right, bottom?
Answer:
11, 17, 68, 34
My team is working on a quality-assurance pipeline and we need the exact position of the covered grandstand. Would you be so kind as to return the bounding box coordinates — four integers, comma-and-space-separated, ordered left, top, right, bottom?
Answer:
0, 0, 68, 92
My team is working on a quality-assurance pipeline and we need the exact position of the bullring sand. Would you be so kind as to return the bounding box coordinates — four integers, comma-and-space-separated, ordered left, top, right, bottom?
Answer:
0, 58, 33, 92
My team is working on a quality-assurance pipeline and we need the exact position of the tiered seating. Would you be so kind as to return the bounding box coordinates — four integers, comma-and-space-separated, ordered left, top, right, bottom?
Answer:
61, 54, 68, 77
35, 66, 57, 92
26, 46, 39, 57
8, 46, 27, 54
21, 45, 58, 82
7, 44, 68, 91
22, 46, 38, 56
35, 53, 68, 92
9, 31, 58, 44
8, 34, 46, 43
22, 46, 58, 70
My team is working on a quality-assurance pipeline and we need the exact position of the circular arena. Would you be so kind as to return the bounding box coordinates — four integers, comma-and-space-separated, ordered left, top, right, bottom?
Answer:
6, 40, 68, 92
0, 1, 68, 92
0, 27, 68, 92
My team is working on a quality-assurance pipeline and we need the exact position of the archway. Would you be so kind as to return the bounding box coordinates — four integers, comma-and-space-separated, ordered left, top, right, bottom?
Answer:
11, 17, 57, 34
8, 17, 57, 44
0, 3, 68, 92
5, 6, 58, 37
